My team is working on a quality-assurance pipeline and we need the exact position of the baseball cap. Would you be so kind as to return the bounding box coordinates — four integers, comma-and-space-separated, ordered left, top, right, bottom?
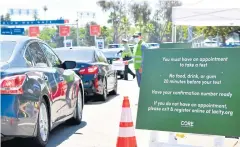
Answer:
132, 32, 142, 38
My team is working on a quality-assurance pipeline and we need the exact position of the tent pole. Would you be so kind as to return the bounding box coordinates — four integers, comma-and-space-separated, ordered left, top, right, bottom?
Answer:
172, 24, 177, 43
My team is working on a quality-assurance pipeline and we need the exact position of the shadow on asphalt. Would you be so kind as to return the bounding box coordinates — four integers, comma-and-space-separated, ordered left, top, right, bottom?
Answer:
47, 121, 87, 147
85, 94, 120, 105
1, 121, 87, 147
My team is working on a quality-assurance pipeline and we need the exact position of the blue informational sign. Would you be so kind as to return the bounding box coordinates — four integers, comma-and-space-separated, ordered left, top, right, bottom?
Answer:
1, 28, 25, 35
1, 20, 65, 26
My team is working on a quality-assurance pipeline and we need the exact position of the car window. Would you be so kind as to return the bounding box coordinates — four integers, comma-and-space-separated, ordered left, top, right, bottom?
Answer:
24, 49, 34, 67
39, 43, 61, 67
98, 51, 108, 63
27, 42, 49, 67
0, 41, 16, 62
55, 49, 95, 62
108, 44, 120, 49
96, 50, 107, 63
102, 51, 120, 58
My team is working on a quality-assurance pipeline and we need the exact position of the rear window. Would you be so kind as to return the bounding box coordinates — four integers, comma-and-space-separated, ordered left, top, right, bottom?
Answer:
108, 44, 120, 49
0, 41, 16, 62
55, 49, 95, 62
149, 44, 159, 47
102, 51, 120, 58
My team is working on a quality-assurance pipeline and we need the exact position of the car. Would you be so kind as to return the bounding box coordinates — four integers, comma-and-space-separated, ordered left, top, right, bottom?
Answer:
0, 35, 84, 147
101, 48, 125, 79
54, 47, 118, 101
108, 44, 123, 49
146, 43, 160, 49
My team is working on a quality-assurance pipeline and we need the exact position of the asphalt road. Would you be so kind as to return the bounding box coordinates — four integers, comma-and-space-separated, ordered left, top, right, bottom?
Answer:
2, 69, 240, 147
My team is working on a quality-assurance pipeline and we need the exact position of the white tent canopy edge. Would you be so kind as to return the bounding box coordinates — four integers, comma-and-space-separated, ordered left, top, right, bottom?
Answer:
172, 0, 240, 26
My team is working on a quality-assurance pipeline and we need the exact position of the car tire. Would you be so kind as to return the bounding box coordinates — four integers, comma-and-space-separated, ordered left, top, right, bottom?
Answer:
99, 78, 108, 101
120, 74, 124, 79
110, 75, 118, 95
32, 99, 49, 147
68, 87, 83, 125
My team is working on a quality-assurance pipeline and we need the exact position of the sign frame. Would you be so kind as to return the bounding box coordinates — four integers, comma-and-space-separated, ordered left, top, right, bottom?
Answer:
28, 26, 40, 37
59, 26, 70, 37
136, 47, 240, 137
90, 25, 101, 36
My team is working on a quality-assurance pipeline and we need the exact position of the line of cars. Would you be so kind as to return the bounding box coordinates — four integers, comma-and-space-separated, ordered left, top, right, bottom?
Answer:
54, 47, 118, 101
0, 36, 118, 147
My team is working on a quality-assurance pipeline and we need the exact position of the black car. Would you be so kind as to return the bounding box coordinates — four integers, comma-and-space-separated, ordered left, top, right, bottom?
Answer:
55, 47, 118, 101
0, 35, 84, 146
101, 48, 125, 79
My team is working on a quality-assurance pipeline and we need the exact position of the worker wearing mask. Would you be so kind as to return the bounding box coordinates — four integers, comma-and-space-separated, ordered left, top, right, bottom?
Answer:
132, 33, 148, 87
118, 38, 136, 80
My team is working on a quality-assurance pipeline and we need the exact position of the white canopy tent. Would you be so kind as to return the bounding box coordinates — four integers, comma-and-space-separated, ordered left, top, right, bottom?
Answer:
172, 0, 240, 26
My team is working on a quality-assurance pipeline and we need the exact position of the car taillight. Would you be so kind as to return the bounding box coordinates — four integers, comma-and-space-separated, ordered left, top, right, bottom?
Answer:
79, 65, 98, 75
94, 78, 99, 91
0, 75, 26, 94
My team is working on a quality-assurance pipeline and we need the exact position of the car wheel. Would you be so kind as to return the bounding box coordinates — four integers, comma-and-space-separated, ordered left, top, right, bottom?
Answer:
100, 78, 108, 101
110, 76, 118, 95
69, 88, 83, 125
33, 99, 49, 147
120, 74, 124, 79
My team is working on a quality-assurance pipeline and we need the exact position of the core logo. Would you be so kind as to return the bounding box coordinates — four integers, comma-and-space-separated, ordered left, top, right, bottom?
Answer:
181, 121, 194, 128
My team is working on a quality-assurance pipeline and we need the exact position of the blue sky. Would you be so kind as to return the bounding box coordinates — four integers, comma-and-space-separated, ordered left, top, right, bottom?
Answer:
0, 0, 199, 26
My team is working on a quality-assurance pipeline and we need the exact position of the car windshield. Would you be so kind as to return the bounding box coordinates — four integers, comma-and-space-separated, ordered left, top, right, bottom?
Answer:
102, 51, 120, 58
0, 41, 16, 62
55, 49, 94, 62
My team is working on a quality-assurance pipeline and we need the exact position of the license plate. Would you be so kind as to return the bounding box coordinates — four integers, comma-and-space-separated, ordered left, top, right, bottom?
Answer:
112, 61, 125, 70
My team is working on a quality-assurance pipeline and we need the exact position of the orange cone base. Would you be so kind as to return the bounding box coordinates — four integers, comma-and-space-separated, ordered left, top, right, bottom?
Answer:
117, 136, 137, 147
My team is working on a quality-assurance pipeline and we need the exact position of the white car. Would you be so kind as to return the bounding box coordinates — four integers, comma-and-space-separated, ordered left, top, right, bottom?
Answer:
108, 44, 123, 49
147, 43, 160, 49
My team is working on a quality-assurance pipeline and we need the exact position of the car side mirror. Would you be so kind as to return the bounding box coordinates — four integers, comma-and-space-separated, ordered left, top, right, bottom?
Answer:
36, 63, 48, 68
63, 61, 76, 69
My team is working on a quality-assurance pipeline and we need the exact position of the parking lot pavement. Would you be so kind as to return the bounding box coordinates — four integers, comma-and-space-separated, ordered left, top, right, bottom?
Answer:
2, 67, 239, 147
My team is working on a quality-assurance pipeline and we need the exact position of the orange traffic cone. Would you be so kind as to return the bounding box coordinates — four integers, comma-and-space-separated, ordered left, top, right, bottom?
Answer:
116, 96, 137, 147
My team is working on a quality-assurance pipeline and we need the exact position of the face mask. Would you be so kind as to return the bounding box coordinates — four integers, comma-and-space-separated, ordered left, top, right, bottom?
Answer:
134, 38, 139, 43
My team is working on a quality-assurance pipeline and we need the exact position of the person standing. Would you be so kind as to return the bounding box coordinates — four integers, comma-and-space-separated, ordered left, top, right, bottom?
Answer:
132, 33, 148, 87
118, 38, 136, 80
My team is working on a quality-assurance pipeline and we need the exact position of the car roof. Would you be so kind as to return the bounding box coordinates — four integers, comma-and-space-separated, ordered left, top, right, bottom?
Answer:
147, 43, 159, 44
0, 35, 39, 43
55, 46, 97, 50
101, 48, 122, 52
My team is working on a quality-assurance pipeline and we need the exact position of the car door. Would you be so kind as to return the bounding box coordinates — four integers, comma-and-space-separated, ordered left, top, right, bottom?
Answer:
27, 41, 62, 123
39, 42, 76, 116
97, 50, 115, 90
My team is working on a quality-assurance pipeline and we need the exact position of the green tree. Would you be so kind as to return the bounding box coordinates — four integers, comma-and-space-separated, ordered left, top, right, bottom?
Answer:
100, 26, 113, 45
152, 0, 182, 42
198, 26, 240, 44
33, 11, 40, 20
1, 13, 11, 21
97, 0, 125, 43
39, 27, 57, 48
84, 21, 97, 46
130, 1, 152, 33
